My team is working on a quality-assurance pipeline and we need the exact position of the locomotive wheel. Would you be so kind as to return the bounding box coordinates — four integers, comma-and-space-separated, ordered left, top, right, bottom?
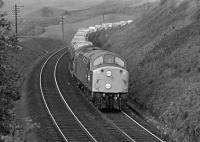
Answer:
118, 98, 122, 110
105, 96, 109, 109
94, 97, 97, 107
99, 98, 103, 110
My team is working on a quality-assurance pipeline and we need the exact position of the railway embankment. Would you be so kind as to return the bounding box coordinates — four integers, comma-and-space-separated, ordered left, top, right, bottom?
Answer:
8, 37, 64, 141
2, 0, 161, 141
89, 0, 200, 141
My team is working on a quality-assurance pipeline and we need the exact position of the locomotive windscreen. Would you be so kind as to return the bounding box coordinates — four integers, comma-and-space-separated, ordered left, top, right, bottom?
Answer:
104, 54, 114, 64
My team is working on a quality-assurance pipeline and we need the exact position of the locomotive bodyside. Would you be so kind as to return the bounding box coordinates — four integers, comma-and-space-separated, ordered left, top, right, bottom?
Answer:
72, 49, 129, 110
68, 21, 134, 110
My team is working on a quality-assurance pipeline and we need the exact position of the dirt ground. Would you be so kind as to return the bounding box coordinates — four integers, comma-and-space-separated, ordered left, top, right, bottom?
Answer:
9, 38, 64, 142
14, 57, 43, 142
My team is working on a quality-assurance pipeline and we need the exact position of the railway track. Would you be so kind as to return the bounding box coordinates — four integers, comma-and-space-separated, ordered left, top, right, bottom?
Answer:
55, 52, 136, 142
40, 48, 97, 142
39, 48, 166, 142
104, 111, 165, 142
56, 52, 166, 142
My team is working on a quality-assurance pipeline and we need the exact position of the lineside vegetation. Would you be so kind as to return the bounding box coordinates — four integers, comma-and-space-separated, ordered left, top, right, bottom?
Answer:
0, 11, 20, 140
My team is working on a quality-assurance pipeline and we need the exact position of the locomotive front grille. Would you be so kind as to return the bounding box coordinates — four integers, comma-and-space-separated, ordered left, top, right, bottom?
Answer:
92, 67, 129, 93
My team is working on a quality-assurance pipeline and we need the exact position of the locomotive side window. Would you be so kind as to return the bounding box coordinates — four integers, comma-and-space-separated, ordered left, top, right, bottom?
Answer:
94, 56, 103, 66
115, 57, 125, 67
104, 54, 114, 64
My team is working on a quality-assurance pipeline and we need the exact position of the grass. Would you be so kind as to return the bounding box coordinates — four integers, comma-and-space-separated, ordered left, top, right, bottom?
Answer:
0, 0, 3, 8
89, 1, 200, 141
7, 37, 64, 77
7, 0, 199, 141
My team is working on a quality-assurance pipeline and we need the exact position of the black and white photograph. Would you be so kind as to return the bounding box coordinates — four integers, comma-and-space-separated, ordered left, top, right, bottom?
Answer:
0, 0, 200, 142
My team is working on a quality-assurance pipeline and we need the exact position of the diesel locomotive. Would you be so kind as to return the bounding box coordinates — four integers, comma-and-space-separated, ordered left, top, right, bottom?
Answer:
68, 21, 132, 110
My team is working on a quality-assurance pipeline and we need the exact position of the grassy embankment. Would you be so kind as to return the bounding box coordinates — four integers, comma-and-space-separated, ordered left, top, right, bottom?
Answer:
4, 0, 174, 141
90, 0, 200, 142
7, 38, 64, 86
0, 0, 3, 8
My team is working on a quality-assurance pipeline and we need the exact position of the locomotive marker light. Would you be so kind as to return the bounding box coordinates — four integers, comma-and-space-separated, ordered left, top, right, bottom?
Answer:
105, 83, 111, 89
87, 74, 90, 81
106, 71, 112, 77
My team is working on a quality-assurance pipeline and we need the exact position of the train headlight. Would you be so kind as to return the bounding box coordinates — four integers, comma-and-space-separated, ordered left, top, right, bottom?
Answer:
105, 83, 111, 89
106, 71, 112, 77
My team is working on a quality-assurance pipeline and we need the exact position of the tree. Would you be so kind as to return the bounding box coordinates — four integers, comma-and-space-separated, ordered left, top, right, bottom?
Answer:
0, 11, 20, 139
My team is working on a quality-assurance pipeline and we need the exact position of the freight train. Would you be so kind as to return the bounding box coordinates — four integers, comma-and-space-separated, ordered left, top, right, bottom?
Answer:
68, 20, 132, 110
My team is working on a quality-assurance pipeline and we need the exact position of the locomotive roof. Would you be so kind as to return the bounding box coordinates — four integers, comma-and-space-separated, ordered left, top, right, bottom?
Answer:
79, 48, 124, 61
75, 45, 99, 54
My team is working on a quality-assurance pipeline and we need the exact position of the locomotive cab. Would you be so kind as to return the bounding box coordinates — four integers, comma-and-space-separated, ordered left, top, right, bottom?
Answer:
73, 48, 129, 110
90, 53, 129, 110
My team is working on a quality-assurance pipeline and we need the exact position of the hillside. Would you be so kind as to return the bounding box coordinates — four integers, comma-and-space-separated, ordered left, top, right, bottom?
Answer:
4, 0, 106, 15
62, 0, 159, 23
0, 0, 3, 8
90, 0, 200, 141
18, 0, 159, 37
7, 38, 64, 76
25, 7, 66, 19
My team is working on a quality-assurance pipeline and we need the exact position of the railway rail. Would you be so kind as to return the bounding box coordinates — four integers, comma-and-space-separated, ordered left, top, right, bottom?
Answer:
55, 51, 135, 142
104, 111, 165, 142
40, 48, 97, 142
39, 48, 166, 142
56, 51, 166, 142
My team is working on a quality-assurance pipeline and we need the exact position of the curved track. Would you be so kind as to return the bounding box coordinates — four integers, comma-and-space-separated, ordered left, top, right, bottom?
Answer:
55, 51, 166, 142
55, 52, 136, 142
40, 48, 97, 142
39, 48, 166, 142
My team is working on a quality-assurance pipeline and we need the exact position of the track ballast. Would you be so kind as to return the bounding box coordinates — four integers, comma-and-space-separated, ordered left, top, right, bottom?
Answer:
40, 48, 97, 142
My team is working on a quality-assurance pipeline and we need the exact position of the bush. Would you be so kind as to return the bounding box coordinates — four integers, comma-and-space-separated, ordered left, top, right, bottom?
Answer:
0, 11, 20, 138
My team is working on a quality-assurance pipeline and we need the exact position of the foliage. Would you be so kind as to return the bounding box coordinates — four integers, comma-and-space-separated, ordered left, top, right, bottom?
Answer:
89, 1, 200, 141
1, 117, 40, 142
0, 0, 3, 8
0, 12, 20, 139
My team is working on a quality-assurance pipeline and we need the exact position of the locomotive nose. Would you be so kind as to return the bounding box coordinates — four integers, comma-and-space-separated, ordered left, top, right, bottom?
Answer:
123, 79, 128, 91
106, 71, 112, 77
93, 67, 129, 93
105, 83, 112, 89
